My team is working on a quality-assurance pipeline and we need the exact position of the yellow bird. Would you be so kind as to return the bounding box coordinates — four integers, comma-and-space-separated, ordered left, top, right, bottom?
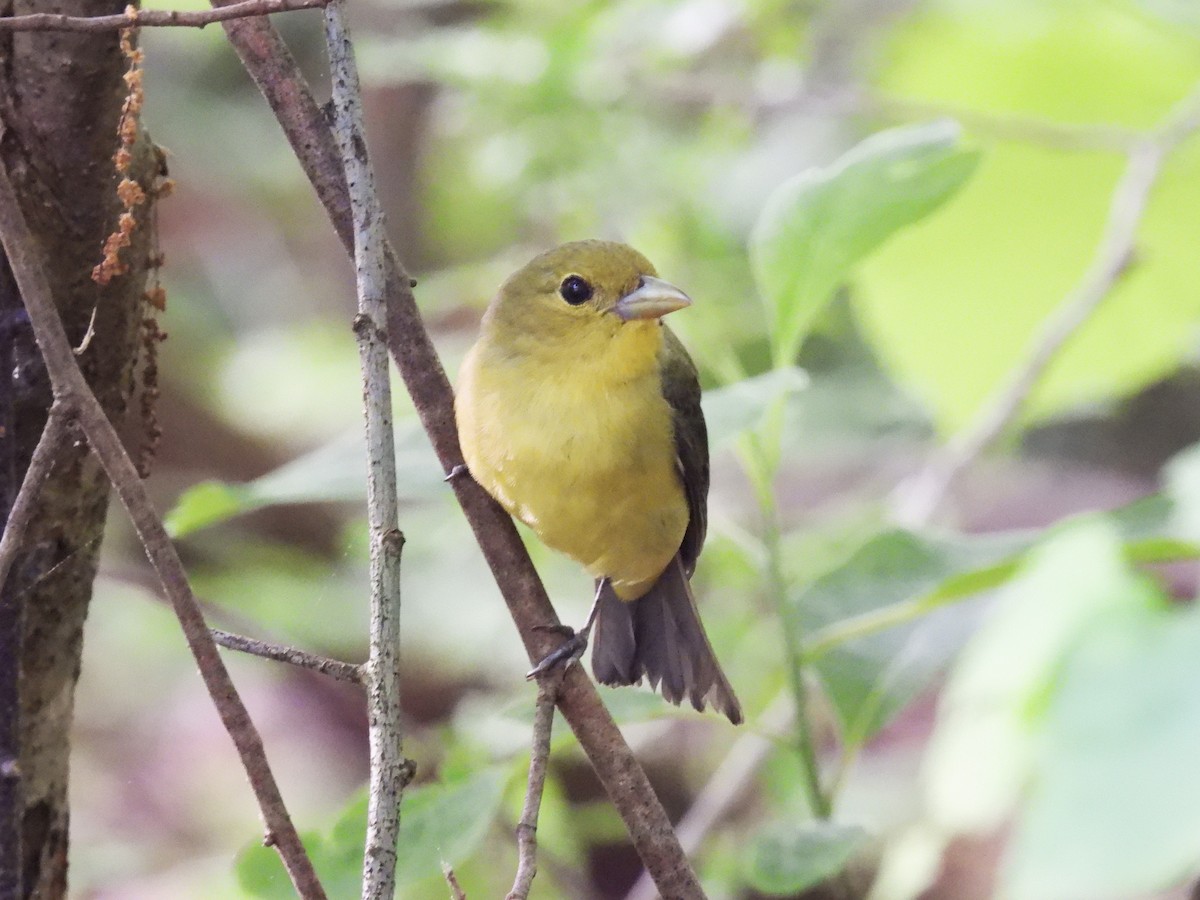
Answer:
455, 240, 742, 724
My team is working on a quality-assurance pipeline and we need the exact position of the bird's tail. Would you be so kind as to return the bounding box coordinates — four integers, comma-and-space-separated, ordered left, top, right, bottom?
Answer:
591, 556, 743, 725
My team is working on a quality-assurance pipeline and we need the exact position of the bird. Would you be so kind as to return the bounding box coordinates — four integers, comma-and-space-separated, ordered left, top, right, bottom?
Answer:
454, 240, 742, 724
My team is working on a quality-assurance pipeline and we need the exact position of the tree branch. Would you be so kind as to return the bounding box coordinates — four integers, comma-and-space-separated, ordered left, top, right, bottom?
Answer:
210, 628, 364, 685
214, 11, 709, 897
798, 86, 1144, 154
625, 691, 794, 900
0, 0, 326, 32
321, 3, 411, 897
507, 674, 562, 900
0, 150, 327, 900
649, 78, 1145, 154
893, 80, 1200, 526
443, 863, 467, 900
0, 405, 68, 621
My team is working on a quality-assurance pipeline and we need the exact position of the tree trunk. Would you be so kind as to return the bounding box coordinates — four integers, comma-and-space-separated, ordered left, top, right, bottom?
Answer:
0, 3, 157, 896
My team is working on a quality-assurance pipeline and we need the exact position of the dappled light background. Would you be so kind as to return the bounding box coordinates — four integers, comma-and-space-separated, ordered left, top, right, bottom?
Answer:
72, 0, 1200, 897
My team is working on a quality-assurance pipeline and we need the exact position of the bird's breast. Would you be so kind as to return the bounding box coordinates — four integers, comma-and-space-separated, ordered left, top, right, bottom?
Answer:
457, 342, 687, 599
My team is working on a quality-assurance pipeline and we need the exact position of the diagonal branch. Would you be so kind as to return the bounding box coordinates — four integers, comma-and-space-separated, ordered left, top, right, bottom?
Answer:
893, 81, 1200, 526
0, 150, 327, 900
0, 0, 326, 32
213, 9, 709, 897
625, 691, 793, 900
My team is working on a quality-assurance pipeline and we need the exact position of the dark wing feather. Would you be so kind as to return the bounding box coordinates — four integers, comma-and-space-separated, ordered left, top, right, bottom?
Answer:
658, 325, 708, 575
591, 325, 743, 724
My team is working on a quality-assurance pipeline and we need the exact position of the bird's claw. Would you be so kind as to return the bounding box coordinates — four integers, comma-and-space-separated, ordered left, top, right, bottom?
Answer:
443, 464, 469, 483
526, 629, 588, 680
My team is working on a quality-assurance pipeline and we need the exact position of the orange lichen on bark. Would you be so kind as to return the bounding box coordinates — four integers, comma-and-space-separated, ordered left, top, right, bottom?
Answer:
92, 21, 147, 286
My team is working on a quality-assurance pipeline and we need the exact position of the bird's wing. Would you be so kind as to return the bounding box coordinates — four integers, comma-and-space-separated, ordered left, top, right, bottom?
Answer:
659, 325, 708, 576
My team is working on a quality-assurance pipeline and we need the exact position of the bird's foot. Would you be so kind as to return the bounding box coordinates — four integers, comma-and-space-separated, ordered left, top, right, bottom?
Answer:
443, 463, 469, 483
524, 580, 607, 681
526, 624, 590, 680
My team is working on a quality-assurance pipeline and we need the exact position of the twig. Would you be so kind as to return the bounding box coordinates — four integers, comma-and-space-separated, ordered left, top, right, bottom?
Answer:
0, 148, 326, 899
217, 10, 709, 898
107, 563, 366, 685
443, 862, 467, 900
0, 407, 69, 606
625, 691, 794, 900
651, 78, 1144, 154
0, 0, 326, 32
73, 305, 97, 354
806, 86, 1144, 154
764, 503, 827, 819
210, 628, 364, 685
893, 81, 1200, 526
0, 406, 70, 900
507, 675, 562, 900
322, 3, 410, 898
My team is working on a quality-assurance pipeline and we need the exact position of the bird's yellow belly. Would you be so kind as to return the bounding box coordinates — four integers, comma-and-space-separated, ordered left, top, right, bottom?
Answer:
459, 362, 687, 600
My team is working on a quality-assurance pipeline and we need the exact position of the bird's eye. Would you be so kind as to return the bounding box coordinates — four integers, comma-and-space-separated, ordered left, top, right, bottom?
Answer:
559, 275, 593, 306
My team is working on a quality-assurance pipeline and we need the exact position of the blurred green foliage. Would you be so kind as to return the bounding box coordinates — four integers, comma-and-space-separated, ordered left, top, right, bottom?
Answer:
70, 0, 1200, 897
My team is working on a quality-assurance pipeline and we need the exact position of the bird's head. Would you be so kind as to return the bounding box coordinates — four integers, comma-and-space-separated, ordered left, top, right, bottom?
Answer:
484, 241, 691, 353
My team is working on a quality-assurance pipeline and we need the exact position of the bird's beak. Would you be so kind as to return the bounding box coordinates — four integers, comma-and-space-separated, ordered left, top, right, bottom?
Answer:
612, 276, 692, 322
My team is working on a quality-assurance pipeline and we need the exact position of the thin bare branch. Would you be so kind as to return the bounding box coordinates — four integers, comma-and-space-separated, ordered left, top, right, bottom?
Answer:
651, 78, 1145, 154
210, 628, 364, 685
218, 13, 708, 896
107, 564, 365, 685
322, 2, 410, 897
507, 675, 563, 900
893, 81, 1200, 526
812, 86, 1144, 154
0, 407, 69, 599
0, 149, 326, 900
443, 863, 467, 900
0, 0, 326, 32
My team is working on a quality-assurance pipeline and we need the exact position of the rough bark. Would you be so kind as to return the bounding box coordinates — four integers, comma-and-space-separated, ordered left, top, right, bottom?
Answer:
0, 2, 156, 896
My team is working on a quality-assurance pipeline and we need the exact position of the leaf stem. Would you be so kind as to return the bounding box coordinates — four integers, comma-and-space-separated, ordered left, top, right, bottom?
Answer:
744, 435, 830, 819
803, 535, 1200, 661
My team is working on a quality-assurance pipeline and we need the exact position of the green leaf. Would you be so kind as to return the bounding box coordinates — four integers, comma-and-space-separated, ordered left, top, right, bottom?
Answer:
796, 529, 1022, 745
750, 120, 979, 364
166, 419, 444, 537
910, 516, 1200, 899
795, 495, 1200, 747
1004, 605, 1200, 900
744, 820, 868, 895
858, 7, 1200, 432
392, 768, 510, 886
235, 831, 347, 900
164, 480, 249, 538
235, 841, 294, 900
923, 522, 1161, 834
235, 769, 510, 896
702, 367, 809, 449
